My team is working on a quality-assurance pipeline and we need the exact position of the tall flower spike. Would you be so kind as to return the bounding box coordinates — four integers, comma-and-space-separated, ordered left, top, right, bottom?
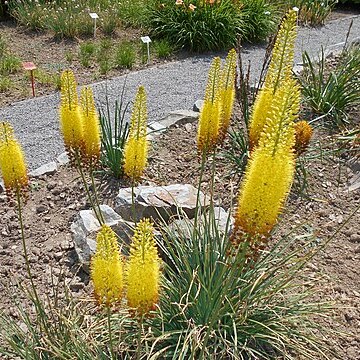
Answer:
91, 225, 124, 306
80, 86, 101, 165
248, 9, 298, 150
0, 122, 28, 197
126, 219, 160, 316
232, 80, 300, 258
294, 120, 313, 156
59, 70, 84, 158
197, 57, 221, 153
123, 86, 148, 181
219, 49, 237, 144
265, 9, 298, 92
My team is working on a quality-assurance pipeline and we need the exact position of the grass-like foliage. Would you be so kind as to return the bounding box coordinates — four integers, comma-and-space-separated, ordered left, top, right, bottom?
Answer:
114, 42, 136, 69
0, 207, 334, 359
299, 46, 360, 127
149, 0, 244, 51
240, 0, 278, 42
8, 0, 153, 38
291, 0, 336, 25
99, 88, 130, 178
147, 209, 333, 358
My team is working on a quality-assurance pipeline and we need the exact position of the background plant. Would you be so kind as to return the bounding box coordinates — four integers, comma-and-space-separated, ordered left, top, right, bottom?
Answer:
99, 88, 130, 179
290, 0, 337, 25
298, 45, 360, 127
149, 0, 245, 52
114, 42, 136, 70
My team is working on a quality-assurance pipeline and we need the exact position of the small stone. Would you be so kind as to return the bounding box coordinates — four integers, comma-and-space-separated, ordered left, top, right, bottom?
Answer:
44, 216, 51, 223
158, 110, 198, 129
70, 282, 84, 292
29, 161, 58, 177
184, 123, 192, 132
36, 205, 48, 214
349, 234, 360, 243
354, 246, 360, 254
193, 99, 204, 112
0, 179, 4, 193
57, 152, 70, 166
54, 251, 63, 261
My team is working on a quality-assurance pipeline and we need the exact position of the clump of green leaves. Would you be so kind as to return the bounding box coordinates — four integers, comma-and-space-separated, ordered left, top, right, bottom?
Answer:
114, 42, 136, 69
299, 46, 360, 127
79, 42, 96, 68
99, 89, 130, 178
153, 39, 175, 59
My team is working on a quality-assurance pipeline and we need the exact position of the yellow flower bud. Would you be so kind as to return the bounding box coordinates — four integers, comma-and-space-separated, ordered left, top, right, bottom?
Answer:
294, 120, 313, 155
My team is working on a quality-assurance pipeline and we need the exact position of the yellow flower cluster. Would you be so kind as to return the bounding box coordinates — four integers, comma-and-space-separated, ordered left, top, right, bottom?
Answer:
126, 219, 160, 315
91, 225, 124, 306
123, 86, 148, 181
197, 49, 237, 153
59, 70, 101, 166
0, 122, 28, 197
233, 10, 301, 259
91, 219, 160, 316
248, 9, 298, 150
294, 120, 313, 155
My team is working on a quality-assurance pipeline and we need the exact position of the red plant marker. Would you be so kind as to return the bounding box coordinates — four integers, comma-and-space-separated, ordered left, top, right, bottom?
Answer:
22, 62, 37, 97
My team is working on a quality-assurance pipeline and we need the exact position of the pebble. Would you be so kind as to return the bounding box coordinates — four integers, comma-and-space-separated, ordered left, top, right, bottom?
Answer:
36, 205, 48, 214
349, 234, 360, 243
54, 251, 63, 261
70, 282, 84, 292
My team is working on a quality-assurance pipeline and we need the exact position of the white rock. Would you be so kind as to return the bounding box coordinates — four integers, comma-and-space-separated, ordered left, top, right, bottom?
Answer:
115, 184, 210, 222
57, 152, 70, 166
29, 161, 58, 177
158, 110, 198, 129
193, 99, 204, 112
70, 204, 134, 272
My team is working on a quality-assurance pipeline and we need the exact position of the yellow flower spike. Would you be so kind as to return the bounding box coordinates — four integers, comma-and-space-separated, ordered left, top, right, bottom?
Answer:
265, 9, 298, 92
248, 10, 298, 150
123, 86, 148, 181
294, 120, 313, 155
80, 86, 101, 165
126, 219, 160, 316
59, 70, 84, 156
234, 145, 295, 238
0, 122, 28, 197
232, 79, 300, 258
197, 57, 222, 153
91, 225, 123, 307
219, 49, 237, 144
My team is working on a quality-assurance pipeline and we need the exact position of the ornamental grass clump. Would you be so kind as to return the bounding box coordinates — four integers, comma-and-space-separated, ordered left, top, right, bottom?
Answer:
197, 56, 221, 153
0, 121, 28, 197
126, 219, 160, 316
248, 9, 297, 150
91, 225, 124, 307
123, 85, 148, 181
218, 48, 237, 144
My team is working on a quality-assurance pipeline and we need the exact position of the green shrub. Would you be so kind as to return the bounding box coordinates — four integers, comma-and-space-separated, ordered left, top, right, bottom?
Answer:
240, 0, 278, 42
99, 90, 130, 178
153, 39, 175, 58
0, 54, 21, 75
292, 0, 337, 25
299, 46, 360, 126
114, 42, 136, 69
149, 0, 244, 52
0, 75, 12, 92
79, 42, 96, 68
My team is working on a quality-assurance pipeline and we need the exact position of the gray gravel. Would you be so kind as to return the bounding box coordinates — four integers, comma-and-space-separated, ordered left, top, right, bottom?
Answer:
1, 14, 359, 170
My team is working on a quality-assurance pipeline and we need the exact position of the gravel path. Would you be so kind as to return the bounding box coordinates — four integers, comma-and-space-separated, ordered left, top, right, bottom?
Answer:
1, 14, 359, 170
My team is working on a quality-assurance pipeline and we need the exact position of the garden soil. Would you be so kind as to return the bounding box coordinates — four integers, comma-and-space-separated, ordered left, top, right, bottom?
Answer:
0, 111, 359, 359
